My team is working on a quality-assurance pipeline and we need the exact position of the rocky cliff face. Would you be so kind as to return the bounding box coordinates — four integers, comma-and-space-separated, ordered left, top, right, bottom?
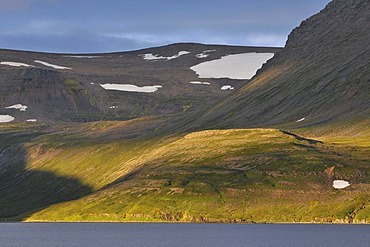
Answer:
0, 67, 99, 122
197, 0, 370, 129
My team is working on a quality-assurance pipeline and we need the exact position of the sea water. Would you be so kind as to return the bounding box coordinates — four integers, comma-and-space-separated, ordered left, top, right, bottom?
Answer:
0, 223, 369, 247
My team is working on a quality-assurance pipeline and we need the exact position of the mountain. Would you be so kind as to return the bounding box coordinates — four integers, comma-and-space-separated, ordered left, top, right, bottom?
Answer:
0, 43, 280, 122
194, 0, 370, 129
1, 0, 369, 223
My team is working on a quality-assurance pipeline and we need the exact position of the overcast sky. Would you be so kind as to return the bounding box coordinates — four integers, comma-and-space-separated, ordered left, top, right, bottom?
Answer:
0, 0, 331, 53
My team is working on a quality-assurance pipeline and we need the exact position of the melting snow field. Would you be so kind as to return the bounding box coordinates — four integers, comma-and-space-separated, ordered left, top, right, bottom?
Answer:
296, 118, 306, 122
221, 85, 235, 90
100, 84, 162, 93
141, 51, 190, 61
189, 81, 210, 85
333, 180, 351, 189
26, 119, 37, 122
5, 104, 28, 111
34, 60, 71, 70
190, 53, 274, 80
0, 115, 15, 123
1, 61, 33, 67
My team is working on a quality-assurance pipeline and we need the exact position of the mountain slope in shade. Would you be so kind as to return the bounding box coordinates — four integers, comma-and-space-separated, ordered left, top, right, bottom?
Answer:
195, 0, 370, 129
0, 43, 280, 122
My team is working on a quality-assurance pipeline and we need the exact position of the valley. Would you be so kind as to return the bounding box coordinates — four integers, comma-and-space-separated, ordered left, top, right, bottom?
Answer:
0, 0, 369, 223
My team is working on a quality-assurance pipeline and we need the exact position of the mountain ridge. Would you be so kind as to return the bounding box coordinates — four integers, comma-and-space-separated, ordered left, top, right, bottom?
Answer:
192, 0, 369, 130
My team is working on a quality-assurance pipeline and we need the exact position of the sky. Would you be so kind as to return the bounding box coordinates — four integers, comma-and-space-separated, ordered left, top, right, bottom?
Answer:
0, 0, 331, 53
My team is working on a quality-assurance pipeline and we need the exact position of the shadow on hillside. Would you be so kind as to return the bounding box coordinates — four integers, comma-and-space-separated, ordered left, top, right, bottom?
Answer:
0, 144, 92, 220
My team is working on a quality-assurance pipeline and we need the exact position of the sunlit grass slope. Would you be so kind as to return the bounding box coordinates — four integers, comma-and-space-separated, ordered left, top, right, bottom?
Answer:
11, 121, 368, 223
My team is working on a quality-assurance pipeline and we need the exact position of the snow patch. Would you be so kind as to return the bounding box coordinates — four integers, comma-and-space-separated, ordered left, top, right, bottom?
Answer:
141, 51, 190, 61
5, 104, 28, 112
167, 51, 190, 60
0, 115, 15, 123
195, 50, 216, 59
221, 85, 234, 91
26, 119, 37, 122
100, 84, 162, 93
333, 180, 350, 189
141, 54, 166, 60
90, 83, 95, 85
1, 61, 34, 67
296, 118, 305, 122
195, 54, 209, 58
189, 81, 210, 85
190, 53, 275, 80
109, 106, 118, 109
34, 60, 71, 70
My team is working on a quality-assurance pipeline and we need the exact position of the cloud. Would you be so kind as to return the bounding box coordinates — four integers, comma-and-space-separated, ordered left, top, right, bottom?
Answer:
0, 0, 331, 52
0, 31, 162, 53
0, 0, 57, 12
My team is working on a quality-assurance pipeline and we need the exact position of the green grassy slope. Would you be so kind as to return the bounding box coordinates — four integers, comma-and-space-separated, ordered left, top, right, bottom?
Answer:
0, 120, 365, 223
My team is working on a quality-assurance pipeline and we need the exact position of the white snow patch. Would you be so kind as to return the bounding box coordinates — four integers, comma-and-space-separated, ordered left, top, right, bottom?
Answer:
141, 51, 190, 61
0, 115, 15, 123
26, 119, 37, 122
5, 104, 28, 112
190, 53, 275, 80
167, 51, 190, 60
1, 61, 34, 67
196, 54, 209, 58
221, 85, 235, 91
333, 180, 351, 189
195, 50, 216, 59
34, 60, 71, 70
90, 83, 95, 85
100, 84, 162, 93
141, 54, 166, 60
296, 118, 306, 122
189, 81, 210, 85
109, 106, 118, 109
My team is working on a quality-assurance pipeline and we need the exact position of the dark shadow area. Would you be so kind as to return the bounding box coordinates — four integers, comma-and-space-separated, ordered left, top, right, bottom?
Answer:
98, 168, 143, 191
0, 136, 92, 220
280, 130, 324, 144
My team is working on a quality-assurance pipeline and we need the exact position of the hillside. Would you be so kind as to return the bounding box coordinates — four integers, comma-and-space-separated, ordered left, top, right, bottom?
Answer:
1, 0, 370, 223
193, 0, 370, 130
0, 121, 367, 223
0, 43, 279, 122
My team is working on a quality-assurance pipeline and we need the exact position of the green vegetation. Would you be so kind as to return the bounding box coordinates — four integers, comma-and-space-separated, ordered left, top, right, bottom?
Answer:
64, 79, 80, 89
182, 103, 193, 112
1, 119, 368, 223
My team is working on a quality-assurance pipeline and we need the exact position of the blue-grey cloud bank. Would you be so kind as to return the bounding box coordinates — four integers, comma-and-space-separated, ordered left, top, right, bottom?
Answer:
0, 0, 330, 53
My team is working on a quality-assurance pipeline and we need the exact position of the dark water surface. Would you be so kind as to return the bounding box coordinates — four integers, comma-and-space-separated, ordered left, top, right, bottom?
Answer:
0, 223, 369, 247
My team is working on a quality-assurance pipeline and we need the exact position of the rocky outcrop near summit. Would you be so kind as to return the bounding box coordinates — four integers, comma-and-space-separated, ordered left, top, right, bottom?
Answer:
197, 0, 370, 129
